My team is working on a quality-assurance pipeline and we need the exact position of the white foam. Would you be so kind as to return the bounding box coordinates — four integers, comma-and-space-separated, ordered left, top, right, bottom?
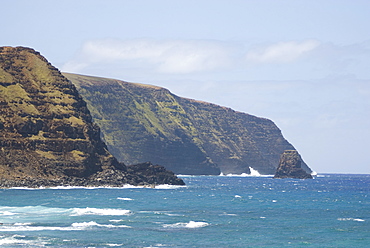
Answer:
71, 207, 132, 216
0, 221, 130, 232
71, 221, 130, 228
163, 221, 209, 229
337, 218, 365, 222
0, 224, 78, 231
234, 195, 242, 198
0, 206, 70, 217
117, 197, 133, 201
9, 187, 41, 190
220, 212, 238, 216
109, 219, 124, 223
249, 167, 261, 176
11, 184, 158, 190
0, 211, 16, 216
154, 184, 187, 189
220, 168, 273, 177
0, 235, 48, 245
71, 221, 100, 227
143, 244, 167, 248
14, 222, 33, 226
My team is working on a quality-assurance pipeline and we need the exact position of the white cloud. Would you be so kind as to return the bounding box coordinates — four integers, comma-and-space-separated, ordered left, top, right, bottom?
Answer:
246, 40, 320, 64
63, 39, 232, 74
62, 38, 370, 82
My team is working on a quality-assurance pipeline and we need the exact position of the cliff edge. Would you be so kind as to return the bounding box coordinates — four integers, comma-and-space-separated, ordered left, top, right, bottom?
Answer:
0, 46, 184, 187
64, 73, 313, 175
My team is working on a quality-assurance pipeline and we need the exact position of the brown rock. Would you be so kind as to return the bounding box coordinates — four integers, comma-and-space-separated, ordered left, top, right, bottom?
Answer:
0, 46, 184, 187
274, 150, 313, 179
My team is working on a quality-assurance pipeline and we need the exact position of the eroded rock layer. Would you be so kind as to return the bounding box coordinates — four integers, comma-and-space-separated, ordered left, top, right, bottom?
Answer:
274, 150, 313, 179
65, 73, 312, 175
0, 46, 184, 187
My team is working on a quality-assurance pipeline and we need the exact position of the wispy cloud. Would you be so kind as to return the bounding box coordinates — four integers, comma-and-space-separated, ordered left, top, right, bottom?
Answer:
63, 39, 233, 74
63, 38, 370, 82
245, 40, 320, 64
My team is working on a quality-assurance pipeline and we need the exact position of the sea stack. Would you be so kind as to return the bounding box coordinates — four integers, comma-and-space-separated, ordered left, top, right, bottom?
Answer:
0, 46, 184, 187
274, 150, 313, 179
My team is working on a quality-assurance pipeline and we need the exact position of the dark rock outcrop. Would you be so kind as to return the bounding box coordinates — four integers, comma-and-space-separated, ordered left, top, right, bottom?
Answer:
273, 150, 313, 179
64, 73, 313, 175
0, 46, 184, 187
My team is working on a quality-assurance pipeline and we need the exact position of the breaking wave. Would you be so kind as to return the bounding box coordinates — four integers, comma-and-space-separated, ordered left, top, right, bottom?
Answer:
117, 197, 133, 201
337, 218, 365, 222
163, 221, 209, 228
71, 207, 132, 216
219, 167, 273, 177
71, 221, 131, 228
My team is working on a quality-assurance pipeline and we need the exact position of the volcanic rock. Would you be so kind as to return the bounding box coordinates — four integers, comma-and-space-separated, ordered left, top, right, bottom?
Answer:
0, 46, 184, 187
273, 150, 313, 179
64, 73, 313, 175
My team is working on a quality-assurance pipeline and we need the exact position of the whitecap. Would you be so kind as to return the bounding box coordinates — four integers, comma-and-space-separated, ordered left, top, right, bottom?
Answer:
153, 184, 186, 189
220, 212, 238, 216
109, 219, 124, 223
117, 197, 133, 201
219, 168, 273, 177
13, 222, 33, 226
0, 235, 49, 245
0, 224, 78, 232
71, 221, 130, 228
234, 195, 242, 198
337, 218, 365, 222
0, 211, 16, 216
71, 207, 132, 216
0, 206, 70, 217
353, 218, 365, 222
163, 221, 209, 229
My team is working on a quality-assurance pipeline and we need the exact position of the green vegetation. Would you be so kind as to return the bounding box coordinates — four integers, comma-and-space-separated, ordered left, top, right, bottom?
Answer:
65, 73, 313, 175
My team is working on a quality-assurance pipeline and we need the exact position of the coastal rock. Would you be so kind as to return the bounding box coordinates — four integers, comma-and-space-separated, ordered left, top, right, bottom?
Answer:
273, 150, 313, 179
65, 73, 313, 175
0, 46, 184, 187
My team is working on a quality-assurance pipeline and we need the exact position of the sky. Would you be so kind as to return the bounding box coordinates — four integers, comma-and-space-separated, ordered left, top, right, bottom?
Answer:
2, 0, 370, 173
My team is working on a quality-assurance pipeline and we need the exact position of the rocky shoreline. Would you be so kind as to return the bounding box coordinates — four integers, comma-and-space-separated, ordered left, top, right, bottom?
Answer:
0, 162, 184, 188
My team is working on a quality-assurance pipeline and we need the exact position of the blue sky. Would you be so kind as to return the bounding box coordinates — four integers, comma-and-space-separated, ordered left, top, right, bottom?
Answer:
2, 0, 370, 173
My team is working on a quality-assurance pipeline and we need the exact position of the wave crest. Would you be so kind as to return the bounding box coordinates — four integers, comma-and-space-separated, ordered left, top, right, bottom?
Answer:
71, 207, 132, 216
163, 221, 209, 228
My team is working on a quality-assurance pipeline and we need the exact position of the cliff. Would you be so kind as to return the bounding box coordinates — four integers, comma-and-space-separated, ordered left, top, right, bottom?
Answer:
274, 150, 313, 179
0, 46, 184, 187
64, 73, 313, 175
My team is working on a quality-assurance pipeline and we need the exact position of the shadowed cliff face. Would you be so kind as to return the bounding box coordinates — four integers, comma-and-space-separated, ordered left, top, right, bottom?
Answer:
65, 73, 312, 175
0, 46, 113, 179
0, 47, 184, 187
274, 150, 313, 179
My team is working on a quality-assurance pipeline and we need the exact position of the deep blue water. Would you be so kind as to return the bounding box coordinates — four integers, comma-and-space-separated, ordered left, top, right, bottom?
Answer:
0, 174, 369, 247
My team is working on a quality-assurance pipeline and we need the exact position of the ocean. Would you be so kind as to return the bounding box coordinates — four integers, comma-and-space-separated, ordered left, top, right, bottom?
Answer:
0, 174, 369, 247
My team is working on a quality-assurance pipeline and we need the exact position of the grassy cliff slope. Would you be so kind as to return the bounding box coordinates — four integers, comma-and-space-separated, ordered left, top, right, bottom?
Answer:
0, 47, 184, 187
65, 73, 312, 175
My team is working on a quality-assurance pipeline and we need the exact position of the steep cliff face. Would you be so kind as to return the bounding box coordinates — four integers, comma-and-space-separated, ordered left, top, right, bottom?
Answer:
65, 73, 312, 175
274, 150, 313, 179
0, 47, 184, 187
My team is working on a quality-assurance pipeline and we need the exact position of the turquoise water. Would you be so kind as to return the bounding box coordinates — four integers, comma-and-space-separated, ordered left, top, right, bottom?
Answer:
0, 174, 369, 247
